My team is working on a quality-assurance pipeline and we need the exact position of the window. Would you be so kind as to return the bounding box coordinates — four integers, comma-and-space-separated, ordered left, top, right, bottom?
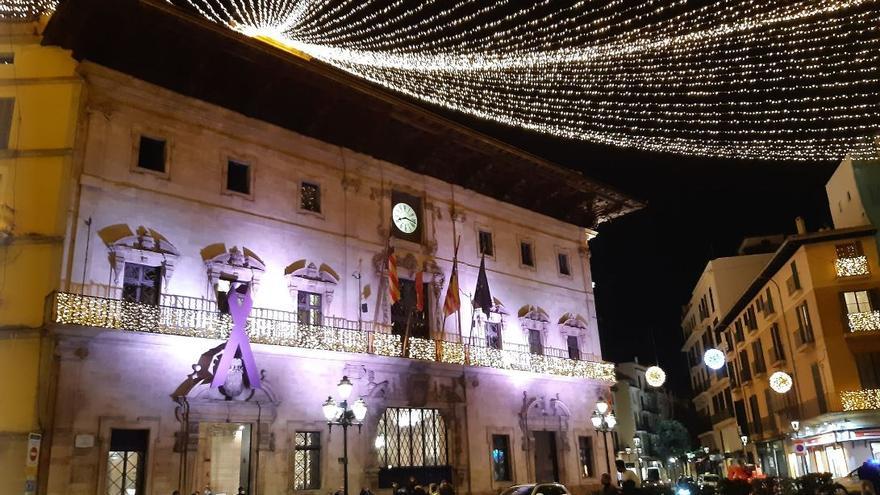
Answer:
293, 431, 321, 490
376, 408, 448, 467
520, 241, 534, 267
567, 335, 580, 360
745, 306, 758, 331
107, 429, 148, 495
752, 340, 766, 374
0, 97, 13, 149
486, 322, 502, 350
300, 182, 321, 213
790, 261, 802, 291
734, 320, 744, 343
491, 434, 512, 481
528, 329, 543, 355
709, 287, 716, 313
749, 395, 762, 434
739, 350, 751, 382
836, 242, 863, 259
578, 436, 594, 478
479, 230, 494, 257
557, 252, 571, 276
136, 136, 166, 173
226, 159, 250, 195
812, 363, 828, 414
764, 288, 774, 314
855, 352, 880, 389
843, 290, 872, 314
297, 291, 322, 326
770, 324, 785, 362
217, 279, 247, 314
796, 302, 814, 345
122, 263, 161, 305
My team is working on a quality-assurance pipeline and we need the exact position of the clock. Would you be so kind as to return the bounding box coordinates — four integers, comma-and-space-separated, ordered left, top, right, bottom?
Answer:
393, 202, 418, 234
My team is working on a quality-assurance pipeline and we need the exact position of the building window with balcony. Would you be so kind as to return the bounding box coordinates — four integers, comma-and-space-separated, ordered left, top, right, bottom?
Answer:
752, 341, 766, 374
835, 242, 870, 278
745, 306, 758, 331
841, 290, 880, 332
734, 320, 745, 343
298, 291, 323, 326
739, 350, 751, 383
855, 352, 880, 389
748, 395, 762, 434
122, 263, 161, 305
486, 321, 502, 350
528, 329, 544, 355
764, 288, 775, 314
811, 363, 828, 414
796, 302, 815, 345
491, 434, 512, 482
770, 324, 785, 362
293, 431, 321, 490
567, 335, 580, 360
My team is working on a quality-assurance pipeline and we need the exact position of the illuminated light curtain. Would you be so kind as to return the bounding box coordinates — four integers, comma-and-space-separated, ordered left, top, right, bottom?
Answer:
165, 0, 880, 161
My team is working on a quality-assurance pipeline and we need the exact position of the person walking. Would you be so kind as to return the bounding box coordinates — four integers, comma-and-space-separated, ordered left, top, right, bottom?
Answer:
601, 473, 619, 495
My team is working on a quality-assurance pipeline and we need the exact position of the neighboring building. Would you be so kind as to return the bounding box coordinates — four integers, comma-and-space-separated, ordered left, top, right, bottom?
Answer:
826, 150, 880, 248
709, 225, 880, 478
9, 2, 644, 495
0, 15, 82, 494
613, 360, 673, 471
680, 252, 774, 472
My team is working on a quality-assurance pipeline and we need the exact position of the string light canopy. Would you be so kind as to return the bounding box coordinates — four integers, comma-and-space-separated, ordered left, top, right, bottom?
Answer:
12, 0, 880, 160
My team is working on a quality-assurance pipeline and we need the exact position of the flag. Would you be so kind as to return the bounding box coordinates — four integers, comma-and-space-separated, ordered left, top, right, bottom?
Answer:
473, 255, 493, 316
415, 271, 425, 312
388, 248, 400, 305
443, 263, 460, 318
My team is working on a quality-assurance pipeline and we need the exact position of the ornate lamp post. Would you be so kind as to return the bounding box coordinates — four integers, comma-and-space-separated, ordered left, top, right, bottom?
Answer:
322, 376, 368, 495
592, 398, 617, 475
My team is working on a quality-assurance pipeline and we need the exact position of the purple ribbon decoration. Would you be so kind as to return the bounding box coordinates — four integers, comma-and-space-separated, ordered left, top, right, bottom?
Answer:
211, 283, 262, 390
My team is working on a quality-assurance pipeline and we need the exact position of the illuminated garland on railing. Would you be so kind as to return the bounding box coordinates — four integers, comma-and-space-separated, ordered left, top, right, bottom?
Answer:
841, 389, 880, 411
53, 293, 614, 380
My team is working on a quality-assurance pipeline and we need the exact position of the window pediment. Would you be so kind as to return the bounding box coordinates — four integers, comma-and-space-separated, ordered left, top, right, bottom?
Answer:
205, 245, 265, 292
106, 225, 180, 286
285, 259, 340, 306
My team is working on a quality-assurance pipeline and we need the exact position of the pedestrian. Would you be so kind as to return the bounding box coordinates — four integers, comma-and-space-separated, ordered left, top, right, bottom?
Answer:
203, 486, 213, 495
601, 473, 618, 495
858, 460, 880, 495
360, 487, 374, 495
428, 483, 438, 495
616, 460, 640, 490
172, 491, 180, 495
237, 487, 246, 495
438, 480, 454, 495
407, 476, 418, 494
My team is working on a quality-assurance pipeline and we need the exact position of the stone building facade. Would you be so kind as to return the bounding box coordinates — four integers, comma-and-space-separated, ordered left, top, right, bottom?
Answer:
41, 62, 630, 495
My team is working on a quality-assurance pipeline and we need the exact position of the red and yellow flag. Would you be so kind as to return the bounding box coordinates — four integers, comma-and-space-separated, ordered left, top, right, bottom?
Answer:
388, 248, 401, 304
415, 271, 425, 312
443, 262, 460, 318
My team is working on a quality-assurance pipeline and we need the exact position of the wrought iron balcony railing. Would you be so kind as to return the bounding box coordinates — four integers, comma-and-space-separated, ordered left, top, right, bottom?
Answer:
48, 292, 614, 381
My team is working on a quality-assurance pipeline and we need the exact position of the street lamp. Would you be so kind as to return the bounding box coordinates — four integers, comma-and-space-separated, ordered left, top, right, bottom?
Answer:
592, 399, 617, 475
790, 420, 800, 434
322, 376, 368, 495
633, 436, 643, 479
740, 434, 748, 447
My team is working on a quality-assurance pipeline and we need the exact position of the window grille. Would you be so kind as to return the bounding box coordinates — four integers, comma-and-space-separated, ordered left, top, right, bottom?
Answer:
376, 408, 448, 468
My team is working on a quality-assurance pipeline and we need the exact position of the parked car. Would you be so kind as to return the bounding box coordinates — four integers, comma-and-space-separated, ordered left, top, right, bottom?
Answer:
832, 468, 863, 495
699, 474, 720, 489
499, 483, 571, 495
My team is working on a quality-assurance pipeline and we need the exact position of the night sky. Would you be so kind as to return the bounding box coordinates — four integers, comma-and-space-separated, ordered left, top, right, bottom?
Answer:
441, 115, 838, 394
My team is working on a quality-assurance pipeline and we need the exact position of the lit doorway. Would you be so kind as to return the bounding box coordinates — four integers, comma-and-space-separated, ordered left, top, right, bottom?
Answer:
197, 423, 252, 495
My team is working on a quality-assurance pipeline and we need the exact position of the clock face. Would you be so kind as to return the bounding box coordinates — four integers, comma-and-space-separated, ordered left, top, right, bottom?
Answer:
392, 202, 418, 234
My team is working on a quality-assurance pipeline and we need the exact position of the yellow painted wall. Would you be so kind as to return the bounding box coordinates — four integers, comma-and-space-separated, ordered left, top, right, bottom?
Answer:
0, 17, 81, 495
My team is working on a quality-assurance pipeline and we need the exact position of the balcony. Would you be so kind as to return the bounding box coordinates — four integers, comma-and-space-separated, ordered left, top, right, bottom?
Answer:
49, 292, 614, 381
710, 408, 735, 425
841, 389, 880, 411
847, 311, 880, 333
835, 256, 870, 278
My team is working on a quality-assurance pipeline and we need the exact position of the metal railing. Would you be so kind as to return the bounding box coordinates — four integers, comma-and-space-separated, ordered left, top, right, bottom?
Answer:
48, 292, 615, 381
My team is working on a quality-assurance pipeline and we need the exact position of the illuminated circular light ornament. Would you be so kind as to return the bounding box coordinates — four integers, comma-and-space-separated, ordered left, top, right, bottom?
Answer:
703, 348, 726, 370
769, 371, 793, 393
645, 366, 666, 387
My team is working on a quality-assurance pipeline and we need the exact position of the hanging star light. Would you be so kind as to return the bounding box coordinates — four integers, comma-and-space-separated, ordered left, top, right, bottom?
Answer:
769, 371, 793, 393
703, 348, 726, 370
645, 365, 666, 387
13, 0, 880, 160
